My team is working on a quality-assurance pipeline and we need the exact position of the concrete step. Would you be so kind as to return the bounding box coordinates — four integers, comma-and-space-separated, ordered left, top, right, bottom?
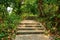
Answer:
17, 27, 44, 30
17, 30, 45, 32
16, 20, 45, 35
16, 30, 45, 35
18, 23, 40, 25
18, 25, 42, 27
15, 34, 51, 40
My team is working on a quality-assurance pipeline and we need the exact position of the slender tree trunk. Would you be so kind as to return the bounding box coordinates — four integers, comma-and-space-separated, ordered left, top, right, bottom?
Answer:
38, 0, 44, 17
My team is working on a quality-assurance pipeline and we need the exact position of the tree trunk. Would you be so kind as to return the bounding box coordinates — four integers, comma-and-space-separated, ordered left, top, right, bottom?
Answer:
38, 0, 44, 17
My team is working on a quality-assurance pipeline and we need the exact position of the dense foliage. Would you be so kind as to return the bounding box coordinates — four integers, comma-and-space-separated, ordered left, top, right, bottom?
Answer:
38, 0, 60, 35
0, 0, 21, 40
0, 0, 60, 40
38, 0, 60, 39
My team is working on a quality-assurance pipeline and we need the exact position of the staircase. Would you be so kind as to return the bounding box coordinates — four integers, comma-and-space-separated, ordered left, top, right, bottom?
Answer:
15, 20, 51, 40
16, 20, 45, 35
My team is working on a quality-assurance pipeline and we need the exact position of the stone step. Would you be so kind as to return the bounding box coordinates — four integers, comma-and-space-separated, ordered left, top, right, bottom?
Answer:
18, 23, 40, 25
17, 30, 45, 32
17, 27, 44, 30
16, 20, 45, 35
15, 34, 51, 40
16, 30, 45, 35
18, 25, 42, 27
